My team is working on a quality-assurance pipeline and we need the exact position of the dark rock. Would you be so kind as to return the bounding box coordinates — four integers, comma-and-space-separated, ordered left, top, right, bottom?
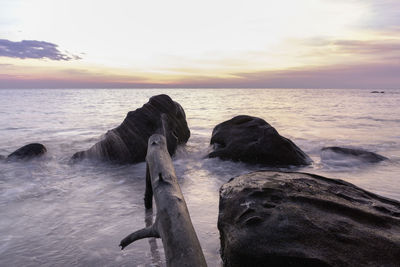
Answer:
218, 171, 400, 267
7, 143, 47, 160
72, 94, 190, 164
371, 91, 384, 93
209, 115, 311, 166
321, 146, 387, 163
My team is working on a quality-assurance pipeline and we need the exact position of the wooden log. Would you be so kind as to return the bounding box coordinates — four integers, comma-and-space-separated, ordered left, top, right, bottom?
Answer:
120, 133, 207, 267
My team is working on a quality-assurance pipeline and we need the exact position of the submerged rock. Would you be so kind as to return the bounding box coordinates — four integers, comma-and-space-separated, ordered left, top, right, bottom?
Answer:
218, 171, 400, 267
321, 146, 388, 163
7, 143, 47, 161
72, 94, 190, 164
208, 115, 311, 166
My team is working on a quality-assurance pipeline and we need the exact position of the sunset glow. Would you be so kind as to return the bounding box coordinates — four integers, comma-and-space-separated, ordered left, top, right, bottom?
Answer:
1, 0, 399, 88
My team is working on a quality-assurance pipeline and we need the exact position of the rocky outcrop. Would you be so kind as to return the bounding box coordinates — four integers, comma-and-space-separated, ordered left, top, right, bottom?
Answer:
218, 171, 400, 267
7, 143, 47, 161
209, 115, 311, 166
72, 95, 190, 164
321, 146, 388, 163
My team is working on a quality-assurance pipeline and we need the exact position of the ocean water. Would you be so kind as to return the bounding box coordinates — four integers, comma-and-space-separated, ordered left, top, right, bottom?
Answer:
0, 88, 399, 266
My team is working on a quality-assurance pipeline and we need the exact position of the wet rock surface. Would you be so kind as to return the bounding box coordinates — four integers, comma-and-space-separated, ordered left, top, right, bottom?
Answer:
72, 94, 190, 164
7, 143, 47, 161
321, 146, 388, 163
209, 115, 311, 166
218, 171, 400, 267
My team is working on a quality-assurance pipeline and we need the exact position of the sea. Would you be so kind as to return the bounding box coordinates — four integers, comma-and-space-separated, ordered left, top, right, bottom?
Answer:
0, 88, 399, 266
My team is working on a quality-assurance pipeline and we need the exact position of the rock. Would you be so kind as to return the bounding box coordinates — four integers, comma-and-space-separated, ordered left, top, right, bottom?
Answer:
209, 115, 311, 166
72, 94, 190, 164
371, 91, 384, 93
218, 171, 400, 267
321, 146, 387, 163
7, 143, 47, 160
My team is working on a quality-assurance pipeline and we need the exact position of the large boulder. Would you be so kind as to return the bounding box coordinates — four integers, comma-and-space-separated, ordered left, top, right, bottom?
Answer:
209, 115, 311, 166
7, 143, 47, 161
72, 95, 190, 164
218, 171, 400, 267
321, 146, 388, 164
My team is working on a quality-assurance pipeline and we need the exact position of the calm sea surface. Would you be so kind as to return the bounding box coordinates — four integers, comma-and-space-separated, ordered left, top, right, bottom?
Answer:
0, 88, 399, 266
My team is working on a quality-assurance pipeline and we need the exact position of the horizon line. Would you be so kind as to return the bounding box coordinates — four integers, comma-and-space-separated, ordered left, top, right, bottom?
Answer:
0, 87, 397, 90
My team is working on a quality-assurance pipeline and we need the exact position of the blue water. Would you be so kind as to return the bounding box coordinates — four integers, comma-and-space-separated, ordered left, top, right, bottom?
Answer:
0, 88, 399, 266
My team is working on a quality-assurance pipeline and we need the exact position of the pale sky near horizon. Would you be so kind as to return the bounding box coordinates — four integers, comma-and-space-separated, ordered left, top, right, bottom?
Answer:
0, 0, 399, 88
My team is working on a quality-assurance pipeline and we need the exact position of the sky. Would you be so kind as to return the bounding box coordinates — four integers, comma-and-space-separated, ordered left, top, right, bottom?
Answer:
0, 0, 399, 89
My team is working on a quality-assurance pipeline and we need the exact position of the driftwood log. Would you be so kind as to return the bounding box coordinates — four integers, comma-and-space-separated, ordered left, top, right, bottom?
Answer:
120, 117, 207, 266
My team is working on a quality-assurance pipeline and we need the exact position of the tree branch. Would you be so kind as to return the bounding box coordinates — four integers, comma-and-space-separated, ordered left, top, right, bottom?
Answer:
120, 224, 160, 250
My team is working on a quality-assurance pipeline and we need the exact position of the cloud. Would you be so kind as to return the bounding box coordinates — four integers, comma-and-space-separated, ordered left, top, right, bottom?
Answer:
1, 61, 399, 89
0, 78, 165, 89
0, 67, 161, 89
173, 62, 400, 89
236, 64, 400, 89
0, 78, 168, 89
332, 40, 400, 58
296, 37, 400, 62
0, 39, 81, 60
331, 0, 400, 31
364, 0, 400, 30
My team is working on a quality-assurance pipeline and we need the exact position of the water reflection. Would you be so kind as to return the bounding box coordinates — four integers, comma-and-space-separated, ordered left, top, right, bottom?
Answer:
145, 208, 161, 266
